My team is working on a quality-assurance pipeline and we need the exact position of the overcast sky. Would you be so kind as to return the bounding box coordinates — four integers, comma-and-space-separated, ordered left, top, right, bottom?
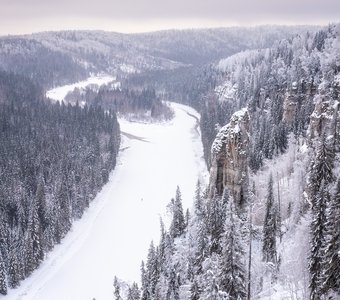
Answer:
0, 0, 339, 35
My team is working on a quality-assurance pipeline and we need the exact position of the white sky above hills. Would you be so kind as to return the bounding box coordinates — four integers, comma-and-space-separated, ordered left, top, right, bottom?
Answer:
0, 0, 339, 35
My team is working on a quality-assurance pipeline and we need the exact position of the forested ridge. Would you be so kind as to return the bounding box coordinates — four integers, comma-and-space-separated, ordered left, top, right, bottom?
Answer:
116, 24, 340, 300
0, 71, 120, 294
65, 85, 174, 120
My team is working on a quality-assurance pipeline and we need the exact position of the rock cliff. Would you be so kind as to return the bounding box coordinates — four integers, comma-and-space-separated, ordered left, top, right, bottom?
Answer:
209, 108, 250, 206
308, 76, 340, 149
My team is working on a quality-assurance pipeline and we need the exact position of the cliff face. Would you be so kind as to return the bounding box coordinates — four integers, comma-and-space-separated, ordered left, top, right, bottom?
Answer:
282, 92, 298, 125
309, 96, 339, 139
282, 82, 317, 127
308, 76, 340, 149
209, 108, 249, 206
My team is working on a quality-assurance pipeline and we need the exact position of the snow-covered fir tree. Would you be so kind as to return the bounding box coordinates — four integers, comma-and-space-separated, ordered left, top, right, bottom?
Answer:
321, 179, 340, 296
170, 187, 186, 239
114, 276, 122, 300
309, 137, 335, 300
0, 250, 7, 295
219, 196, 247, 300
127, 282, 141, 300
262, 175, 278, 266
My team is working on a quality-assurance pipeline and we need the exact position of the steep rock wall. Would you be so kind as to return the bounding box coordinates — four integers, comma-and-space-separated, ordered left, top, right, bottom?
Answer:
209, 108, 250, 206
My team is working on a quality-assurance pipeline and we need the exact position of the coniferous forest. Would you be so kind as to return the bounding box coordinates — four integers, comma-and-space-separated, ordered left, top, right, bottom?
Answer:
0, 23, 339, 299
119, 24, 340, 300
0, 71, 120, 293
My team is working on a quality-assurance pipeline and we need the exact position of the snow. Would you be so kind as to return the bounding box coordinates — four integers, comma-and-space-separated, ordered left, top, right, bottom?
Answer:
7, 102, 208, 300
119, 64, 138, 74
215, 81, 238, 102
211, 107, 248, 155
334, 73, 340, 85
46, 75, 116, 102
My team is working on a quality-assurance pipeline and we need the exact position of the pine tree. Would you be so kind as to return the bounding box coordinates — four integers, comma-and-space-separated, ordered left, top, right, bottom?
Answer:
194, 180, 204, 218
141, 261, 149, 300
309, 180, 329, 300
166, 268, 180, 300
309, 137, 334, 197
145, 241, 159, 299
321, 179, 340, 296
193, 215, 208, 275
0, 213, 9, 271
207, 191, 226, 254
158, 218, 166, 273
127, 282, 141, 300
308, 138, 335, 299
200, 254, 225, 300
219, 199, 247, 300
8, 250, 20, 288
189, 278, 201, 300
170, 187, 186, 239
0, 250, 7, 295
26, 199, 44, 275
113, 276, 122, 300
36, 176, 48, 231
262, 175, 278, 265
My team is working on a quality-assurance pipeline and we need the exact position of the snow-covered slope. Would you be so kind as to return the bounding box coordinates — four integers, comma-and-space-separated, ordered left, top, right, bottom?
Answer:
7, 102, 208, 300
46, 74, 116, 102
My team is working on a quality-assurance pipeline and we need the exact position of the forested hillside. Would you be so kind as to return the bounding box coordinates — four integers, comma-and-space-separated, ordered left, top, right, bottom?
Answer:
0, 38, 87, 88
117, 24, 340, 300
0, 71, 120, 294
65, 85, 174, 121
0, 23, 338, 299
0, 26, 317, 90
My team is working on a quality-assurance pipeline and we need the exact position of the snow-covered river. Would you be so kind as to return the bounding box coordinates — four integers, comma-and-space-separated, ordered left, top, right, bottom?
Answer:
8, 78, 208, 300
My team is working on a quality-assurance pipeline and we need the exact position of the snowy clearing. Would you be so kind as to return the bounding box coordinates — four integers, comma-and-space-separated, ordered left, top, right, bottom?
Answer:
46, 75, 116, 102
7, 101, 208, 300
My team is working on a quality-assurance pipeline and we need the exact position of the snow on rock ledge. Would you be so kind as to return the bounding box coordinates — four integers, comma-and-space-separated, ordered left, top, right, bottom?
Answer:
308, 95, 339, 144
209, 108, 250, 206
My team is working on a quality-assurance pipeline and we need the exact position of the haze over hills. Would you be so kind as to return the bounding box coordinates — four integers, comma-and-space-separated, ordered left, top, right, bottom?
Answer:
0, 25, 320, 87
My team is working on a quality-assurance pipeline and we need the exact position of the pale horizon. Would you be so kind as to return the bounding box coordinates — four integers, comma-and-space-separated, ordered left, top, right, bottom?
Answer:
0, 0, 339, 36
0, 20, 336, 37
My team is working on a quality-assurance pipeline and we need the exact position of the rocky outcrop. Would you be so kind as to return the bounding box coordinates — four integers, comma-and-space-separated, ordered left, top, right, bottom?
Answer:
308, 95, 339, 151
282, 92, 299, 125
209, 108, 250, 206
282, 82, 317, 127
308, 75, 339, 152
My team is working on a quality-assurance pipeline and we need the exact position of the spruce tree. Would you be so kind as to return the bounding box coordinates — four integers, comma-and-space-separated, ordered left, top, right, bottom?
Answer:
0, 250, 7, 295
219, 199, 247, 300
26, 200, 44, 275
127, 282, 141, 300
170, 187, 186, 239
113, 276, 122, 300
309, 137, 334, 197
200, 254, 224, 300
0, 213, 9, 271
321, 179, 340, 296
8, 250, 20, 288
207, 191, 226, 254
189, 278, 201, 300
141, 261, 149, 300
166, 268, 180, 300
309, 138, 335, 299
145, 241, 159, 299
262, 175, 278, 265
309, 180, 329, 300
194, 180, 204, 218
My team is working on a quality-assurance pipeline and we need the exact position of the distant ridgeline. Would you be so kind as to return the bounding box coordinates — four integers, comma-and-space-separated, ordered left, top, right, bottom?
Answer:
115, 24, 339, 300
0, 71, 120, 294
